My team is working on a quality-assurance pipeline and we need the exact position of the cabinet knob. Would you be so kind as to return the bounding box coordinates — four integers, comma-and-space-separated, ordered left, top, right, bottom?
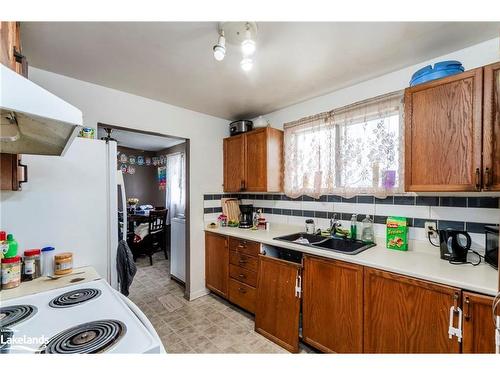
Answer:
238, 274, 246, 279
238, 287, 247, 294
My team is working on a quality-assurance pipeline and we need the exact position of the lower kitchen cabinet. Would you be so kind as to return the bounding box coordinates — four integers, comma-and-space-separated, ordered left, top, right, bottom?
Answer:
302, 255, 363, 353
364, 268, 461, 353
255, 255, 302, 353
205, 232, 229, 298
462, 291, 497, 353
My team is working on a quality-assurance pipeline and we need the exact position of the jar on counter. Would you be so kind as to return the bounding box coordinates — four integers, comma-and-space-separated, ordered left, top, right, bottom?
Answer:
22, 249, 41, 281
305, 219, 316, 234
1, 256, 21, 289
41, 247, 55, 277
54, 252, 73, 275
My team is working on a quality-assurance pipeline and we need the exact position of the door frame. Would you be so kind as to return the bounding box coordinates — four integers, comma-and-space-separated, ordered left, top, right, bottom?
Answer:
97, 122, 192, 300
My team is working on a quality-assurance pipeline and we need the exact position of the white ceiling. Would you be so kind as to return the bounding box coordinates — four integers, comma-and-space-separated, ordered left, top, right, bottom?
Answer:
21, 22, 500, 120
98, 127, 185, 151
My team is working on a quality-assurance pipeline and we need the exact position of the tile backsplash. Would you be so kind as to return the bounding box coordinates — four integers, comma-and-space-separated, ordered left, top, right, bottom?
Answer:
203, 193, 500, 248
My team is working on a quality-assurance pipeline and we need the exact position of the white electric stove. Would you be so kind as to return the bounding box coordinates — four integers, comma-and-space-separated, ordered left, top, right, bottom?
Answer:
0, 279, 165, 354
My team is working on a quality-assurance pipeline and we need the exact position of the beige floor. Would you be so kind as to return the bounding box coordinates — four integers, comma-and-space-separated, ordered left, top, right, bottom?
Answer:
128, 252, 313, 353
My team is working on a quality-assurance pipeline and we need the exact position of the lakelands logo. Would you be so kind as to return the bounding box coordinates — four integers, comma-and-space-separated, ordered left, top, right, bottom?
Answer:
1, 333, 49, 348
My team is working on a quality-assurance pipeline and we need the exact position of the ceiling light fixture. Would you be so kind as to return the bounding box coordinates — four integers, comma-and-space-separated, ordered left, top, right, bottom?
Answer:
240, 58, 253, 72
241, 25, 256, 56
213, 31, 226, 61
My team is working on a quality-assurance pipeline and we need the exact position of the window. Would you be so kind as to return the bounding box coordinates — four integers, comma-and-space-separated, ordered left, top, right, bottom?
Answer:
283, 91, 404, 199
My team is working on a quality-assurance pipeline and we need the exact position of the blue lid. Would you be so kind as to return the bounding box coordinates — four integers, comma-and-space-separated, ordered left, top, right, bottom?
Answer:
410, 60, 464, 86
434, 60, 464, 71
41, 246, 55, 252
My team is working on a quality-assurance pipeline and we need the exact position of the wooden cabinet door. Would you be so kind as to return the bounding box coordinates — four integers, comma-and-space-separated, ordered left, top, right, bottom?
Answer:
255, 255, 301, 353
223, 135, 245, 192
205, 232, 229, 298
245, 128, 267, 191
0, 22, 17, 70
364, 268, 461, 353
0, 154, 23, 191
462, 291, 496, 353
302, 256, 363, 353
404, 68, 483, 191
483, 62, 500, 191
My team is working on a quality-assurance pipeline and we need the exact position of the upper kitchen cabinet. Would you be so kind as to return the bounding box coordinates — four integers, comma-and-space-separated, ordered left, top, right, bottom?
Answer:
482, 62, 500, 191
223, 127, 283, 192
404, 67, 483, 192
0, 21, 27, 77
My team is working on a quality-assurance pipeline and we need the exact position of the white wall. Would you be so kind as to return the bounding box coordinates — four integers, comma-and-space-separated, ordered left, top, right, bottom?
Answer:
9, 67, 228, 299
260, 37, 500, 128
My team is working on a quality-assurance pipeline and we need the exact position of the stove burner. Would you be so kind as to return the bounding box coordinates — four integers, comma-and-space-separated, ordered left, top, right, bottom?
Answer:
0, 305, 38, 328
49, 288, 101, 308
40, 320, 126, 354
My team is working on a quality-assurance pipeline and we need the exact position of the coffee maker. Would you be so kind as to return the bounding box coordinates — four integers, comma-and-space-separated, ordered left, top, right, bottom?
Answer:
439, 229, 471, 262
239, 204, 254, 229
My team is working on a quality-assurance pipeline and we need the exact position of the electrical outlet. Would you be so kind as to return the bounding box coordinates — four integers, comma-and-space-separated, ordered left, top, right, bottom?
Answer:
425, 221, 438, 238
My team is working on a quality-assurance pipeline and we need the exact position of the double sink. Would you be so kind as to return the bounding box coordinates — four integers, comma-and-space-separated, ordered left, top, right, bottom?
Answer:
274, 232, 375, 255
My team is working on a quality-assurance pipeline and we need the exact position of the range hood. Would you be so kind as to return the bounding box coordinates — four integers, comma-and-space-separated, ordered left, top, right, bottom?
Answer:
0, 63, 83, 156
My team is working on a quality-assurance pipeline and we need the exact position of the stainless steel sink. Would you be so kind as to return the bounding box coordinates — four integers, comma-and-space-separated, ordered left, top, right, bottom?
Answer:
274, 232, 375, 255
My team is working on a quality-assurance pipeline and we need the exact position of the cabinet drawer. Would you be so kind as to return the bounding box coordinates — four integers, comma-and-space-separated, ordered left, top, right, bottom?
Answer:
229, 278, 256, 313
230, 251, 258, 272
229, 264, 257, 287
228, 237, 260, 256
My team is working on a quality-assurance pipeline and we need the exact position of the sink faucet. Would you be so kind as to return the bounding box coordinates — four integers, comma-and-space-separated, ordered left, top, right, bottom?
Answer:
329, 213, 341, 235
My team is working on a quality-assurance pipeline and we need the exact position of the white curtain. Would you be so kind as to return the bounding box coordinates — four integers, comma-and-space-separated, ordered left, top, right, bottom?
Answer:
166, 153, 185, 223
283, 91, 404, 199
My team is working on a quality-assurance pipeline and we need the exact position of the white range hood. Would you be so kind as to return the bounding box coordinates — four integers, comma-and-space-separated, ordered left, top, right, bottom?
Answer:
0, 63, 83, 155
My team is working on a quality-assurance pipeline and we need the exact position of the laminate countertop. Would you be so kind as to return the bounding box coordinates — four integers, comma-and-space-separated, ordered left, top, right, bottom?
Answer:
205, 223, 499, 296
0, 266, 101, 301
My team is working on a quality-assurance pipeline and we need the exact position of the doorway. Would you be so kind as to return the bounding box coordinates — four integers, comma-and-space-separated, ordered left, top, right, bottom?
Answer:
97, 123, 191, 299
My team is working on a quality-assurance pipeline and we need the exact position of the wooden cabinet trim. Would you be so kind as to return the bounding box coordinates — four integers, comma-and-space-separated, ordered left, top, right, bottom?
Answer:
483, 62, 500, 191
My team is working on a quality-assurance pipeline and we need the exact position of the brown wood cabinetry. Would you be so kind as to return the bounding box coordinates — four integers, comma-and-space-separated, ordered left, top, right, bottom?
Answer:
483, 62, 500, 191
223, 127, 283, 192
302, 255, 363, 353
255, 255, 301, 353
205, 232, 229, 298
0, 21, 27, 76
462, 291, 496, 353
405, 68, 483, 192
0, 154, 26, 191
364, 268, 461, 353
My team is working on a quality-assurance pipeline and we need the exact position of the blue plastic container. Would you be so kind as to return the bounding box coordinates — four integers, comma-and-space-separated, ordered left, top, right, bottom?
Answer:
410, 60, 464, 86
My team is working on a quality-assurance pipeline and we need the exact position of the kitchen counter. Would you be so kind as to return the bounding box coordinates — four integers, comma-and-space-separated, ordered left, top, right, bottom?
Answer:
205, 223, 499, 296
0, 266, 101, 302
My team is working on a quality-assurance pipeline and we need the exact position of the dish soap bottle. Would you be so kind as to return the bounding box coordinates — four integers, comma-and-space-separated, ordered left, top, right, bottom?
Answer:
361, 215, 375, 244
350, 214, 357, 240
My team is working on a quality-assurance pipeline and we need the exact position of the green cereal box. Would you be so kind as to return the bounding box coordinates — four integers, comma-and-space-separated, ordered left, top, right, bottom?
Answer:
386, 216, 408, 251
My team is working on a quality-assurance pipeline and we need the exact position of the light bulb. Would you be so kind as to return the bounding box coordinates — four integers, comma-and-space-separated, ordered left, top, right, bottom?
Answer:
241, 28, 256, 56
241, 39, 256, 56
240, 58, 253, 72
213, 34, 226, 61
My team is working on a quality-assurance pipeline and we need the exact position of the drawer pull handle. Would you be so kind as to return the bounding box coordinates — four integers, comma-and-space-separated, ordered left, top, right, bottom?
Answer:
238, 287, 247, 294
238, 274, 246, 279
239, 260, 247, 265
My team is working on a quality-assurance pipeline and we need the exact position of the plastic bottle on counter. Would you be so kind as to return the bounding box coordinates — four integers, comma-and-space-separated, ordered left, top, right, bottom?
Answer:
4, 234, 18, 258
1, 256, 21, 289
350, 214, 358, 240
361, 215, 375, 244
41, 246, 56, 277
22, 249, 41, 281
